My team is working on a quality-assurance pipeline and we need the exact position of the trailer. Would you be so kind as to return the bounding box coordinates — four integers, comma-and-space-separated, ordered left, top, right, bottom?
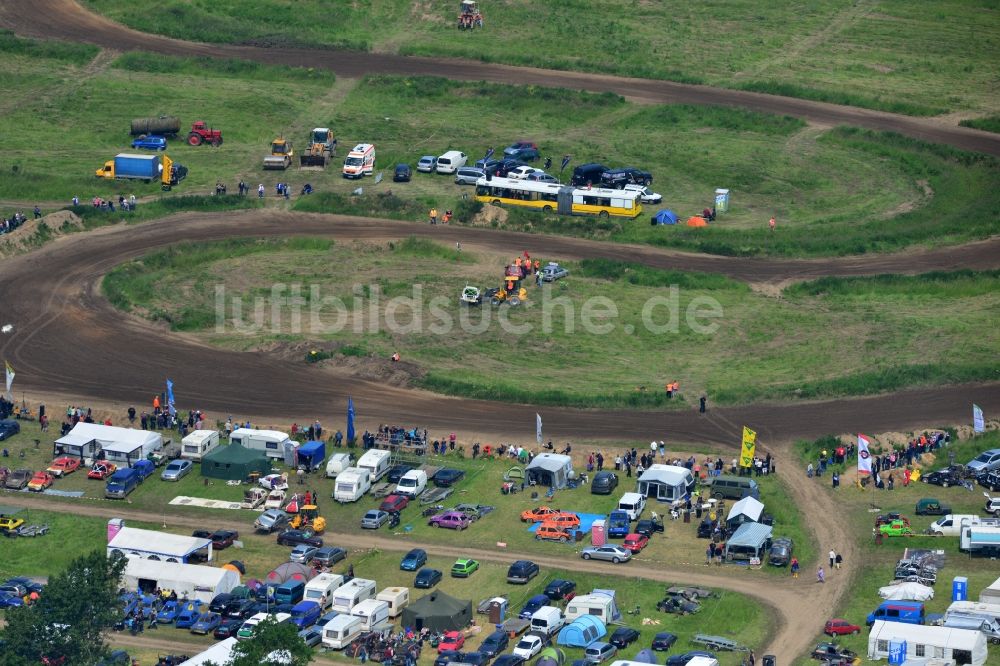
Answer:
500, 617, 530, 638
691, 635, 748, 652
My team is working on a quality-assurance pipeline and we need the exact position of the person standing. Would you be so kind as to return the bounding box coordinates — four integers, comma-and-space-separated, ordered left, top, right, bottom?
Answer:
817, 567, 825, 583
829, 549, 836, 570
790, 557, 799, 578
257, 183, 265, 198
429, 207, 438, 225
835, 552, 843, 570
699, 395, 707, 413
769, 216, 776, 232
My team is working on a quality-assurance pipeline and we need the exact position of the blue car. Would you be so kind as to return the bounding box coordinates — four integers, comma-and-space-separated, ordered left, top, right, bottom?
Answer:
414, 568, 442, 589
190, 611, 222, 635
0, 591, 24, 608
518, 594, 550, 619
157, 600, 180, 624
131, 135, 167, 150
401, 548, 427, 571
175, 601, 204, 629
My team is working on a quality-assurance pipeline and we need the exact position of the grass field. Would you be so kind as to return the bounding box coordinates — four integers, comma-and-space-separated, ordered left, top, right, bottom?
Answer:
80, 0, 1000, 116
101, 238, 1000, 407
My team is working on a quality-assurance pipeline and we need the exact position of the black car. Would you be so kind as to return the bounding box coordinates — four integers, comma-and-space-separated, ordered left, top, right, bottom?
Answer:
225, 598, 256, 619
979, 470, 1000, 492
495, 158, 528, 177
609, 626, 640, 649
665, 651, 717, 666
506, 559, 539, 584
414, 568, 443, 589
208, 593, 234, 613
921, 466, 964, 487
635, 518, 664, 537
570, 163, 609, 187
276, 529, 323, 547
480, 630, 510, 657
475, 158, 503, 173
313, 546, 348, 566
590, 471, 618, 495
600, 167, 652, 188
459, 653, 489, 666
0, 420, 20, 441
434, 468, 465, 487
209, 529, 239, 549
768, 537, 793, 567
544, 579, 576, 601
434, 651, 463, 666
651, 632, 678, 651
503, 142, 540, 162
387, 464, 414, 484
493, 656, 525, 666
214, 616, 244, 639
393, 164, 412, 182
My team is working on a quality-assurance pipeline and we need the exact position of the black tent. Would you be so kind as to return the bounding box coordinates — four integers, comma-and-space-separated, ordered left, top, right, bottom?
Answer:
200, 443, 271, 481
400, 591, 472, 632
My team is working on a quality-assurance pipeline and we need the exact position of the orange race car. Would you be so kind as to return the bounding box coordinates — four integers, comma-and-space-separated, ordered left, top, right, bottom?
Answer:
46, 456, 81, 477
521, 506, 573, 523
87, 462, 117, 480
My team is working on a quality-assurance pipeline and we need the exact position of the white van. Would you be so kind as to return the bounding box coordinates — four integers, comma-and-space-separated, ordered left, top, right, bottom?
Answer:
304, 572, 345, 610
351, 599, 390, 631
180, 430, 219, 460
331, 578, 377, 615
326, 452, 353, 479
436, 150, 468, 174
230, 428, 292, 460
334, 467, 372, 503
376, 586, 409, 618
529, 606, 565, 636
929, 514, 979, 536
357, 449, 391, 482
322, 614, 364, 650
395, 470, 427, 498
343, 143, 375, 179
618, 492, 646, 521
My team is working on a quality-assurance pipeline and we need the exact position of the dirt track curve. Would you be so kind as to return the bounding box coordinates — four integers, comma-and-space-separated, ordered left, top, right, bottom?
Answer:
1, 0, 999, 157
1, 210, 999, 444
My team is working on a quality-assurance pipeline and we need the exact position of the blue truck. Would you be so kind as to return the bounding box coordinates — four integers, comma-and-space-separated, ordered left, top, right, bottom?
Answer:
95, 153, 187, 190
607, 510, 631, 538
105, 468, 142, 499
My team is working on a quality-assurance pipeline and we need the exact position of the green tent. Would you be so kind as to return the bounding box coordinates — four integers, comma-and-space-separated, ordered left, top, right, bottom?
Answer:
200, 444, 271, 481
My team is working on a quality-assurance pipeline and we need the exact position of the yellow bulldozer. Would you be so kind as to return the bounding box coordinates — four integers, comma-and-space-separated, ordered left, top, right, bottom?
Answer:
300, 128, 337, 168
289, 505, 326, 533
263, 137, 294, 170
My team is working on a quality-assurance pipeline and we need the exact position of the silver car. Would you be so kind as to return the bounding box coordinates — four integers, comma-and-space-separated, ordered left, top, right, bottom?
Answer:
298, 626, 323, 647
160, 459, 193, 481
361, 509, 389, 529
254, 509, 290, 533
417, 155, 437, 172
967, 449, 1000, 475
289, 544, 319, 563
580, 545, 632, 563
455, 167, 486, 185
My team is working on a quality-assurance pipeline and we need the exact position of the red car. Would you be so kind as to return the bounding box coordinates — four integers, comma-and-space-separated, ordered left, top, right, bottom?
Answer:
622, 533, 649, 553
824, 619, 861, 636
380, 494, 410, 513
438, 631, 465, 653
87, 463, 117, 480
46, 457, 80, 477
27, 471, 55, 491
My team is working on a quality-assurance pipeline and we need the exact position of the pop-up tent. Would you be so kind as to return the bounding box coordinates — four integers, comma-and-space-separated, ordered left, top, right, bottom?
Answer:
686, 216, 708, 227
296, 441, 325, 471
265, 562, 312, 585
201, 444, 271, 481
526, 453, 574, 489
557, 615, 606, 647
651, 209, 679, 225
400, 591, 472, 632
726, 496, 765, 528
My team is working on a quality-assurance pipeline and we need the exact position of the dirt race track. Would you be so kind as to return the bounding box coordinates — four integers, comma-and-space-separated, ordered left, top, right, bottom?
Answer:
1, 0, 1000, 158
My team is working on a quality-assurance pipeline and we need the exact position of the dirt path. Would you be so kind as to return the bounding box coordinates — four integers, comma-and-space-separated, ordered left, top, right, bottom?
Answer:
1, 0, 998, 157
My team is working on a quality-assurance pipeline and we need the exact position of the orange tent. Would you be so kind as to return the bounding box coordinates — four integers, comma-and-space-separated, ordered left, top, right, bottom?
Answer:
686, 216, 708, 227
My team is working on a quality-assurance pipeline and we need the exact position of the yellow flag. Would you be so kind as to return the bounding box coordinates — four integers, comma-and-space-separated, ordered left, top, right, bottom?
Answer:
739, 426, 756, 468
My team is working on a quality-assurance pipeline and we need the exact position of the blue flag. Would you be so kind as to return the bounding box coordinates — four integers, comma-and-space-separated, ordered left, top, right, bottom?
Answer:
560, 155, 571, 172
166, 379, 176, 416
347, 397, 356, 442
484, 147, 495, 161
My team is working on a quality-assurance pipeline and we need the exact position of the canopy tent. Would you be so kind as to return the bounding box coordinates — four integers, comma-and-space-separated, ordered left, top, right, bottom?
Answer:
557, 615, 606, 647
633, 649, 658, 664
108, 527, 212, 564
651, 209, 679, 225
725, 522, 773, 560
54, 422, 161, 462
400, 591, 472, 632
868, 620, 988, 666
178, 638, 238, 666
296, 441, 326, 471
726, 496, 765, 528
526, 453, 574, 489
686, 216, 708, 227
265, 562, 312, 585
120, 558, 238, 603
201, 444, 271, 481
878, 582, 934, 601
636, 464, 694, 504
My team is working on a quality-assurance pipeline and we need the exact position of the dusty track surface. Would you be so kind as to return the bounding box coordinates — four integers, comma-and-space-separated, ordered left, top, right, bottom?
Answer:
1, 0, 999, 157
1, 210, 998, 443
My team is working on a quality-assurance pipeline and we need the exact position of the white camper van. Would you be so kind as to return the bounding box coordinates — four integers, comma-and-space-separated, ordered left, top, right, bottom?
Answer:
436, 150, 468, 175
928, 514, 979, 536
331, 578, 377, 615
395, 470, 427, 498
617, 492, 646, 521
180, 430, 220, 460
304, 573, 345, 610
530, 606, 565, 636
376, 587, 409, 618
229, 428, 292, 460
351, 599, 390, 631
322, 614, 364, 650
357, 449, 391, 482
326, 452, 353, 479
334, 467, 372, 503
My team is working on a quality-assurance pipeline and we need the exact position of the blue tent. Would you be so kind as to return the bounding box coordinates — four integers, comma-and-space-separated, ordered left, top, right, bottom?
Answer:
652, 209, 679, 225
557, 615, 607, 647
296, 440, 326, 471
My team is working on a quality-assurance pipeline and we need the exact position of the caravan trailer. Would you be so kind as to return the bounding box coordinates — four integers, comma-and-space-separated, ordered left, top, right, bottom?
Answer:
229, 428, 292, 460
331, 578, 376, 614
180, 430, 220, 461
322, 614, 364, 650
326, 452, 353, 479
357, 449, 391, 482
376, 587, 409, 618
304, 573, 345, 610
334, 467, 372, 503
351, 599, 390, 631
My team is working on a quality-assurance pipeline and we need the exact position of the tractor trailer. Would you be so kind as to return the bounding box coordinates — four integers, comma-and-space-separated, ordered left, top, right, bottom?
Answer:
95, 154, 187, 190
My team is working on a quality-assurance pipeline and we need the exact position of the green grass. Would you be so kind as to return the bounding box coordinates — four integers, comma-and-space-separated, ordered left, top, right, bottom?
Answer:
0, 30, 99, 65
100, 239, 1000, 407
83, 0, 1000, 115
111, 51, 335, 84
960, 115, 1000, 134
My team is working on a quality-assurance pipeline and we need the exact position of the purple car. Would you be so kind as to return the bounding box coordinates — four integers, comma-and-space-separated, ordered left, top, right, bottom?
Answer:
428, 511, 471, 530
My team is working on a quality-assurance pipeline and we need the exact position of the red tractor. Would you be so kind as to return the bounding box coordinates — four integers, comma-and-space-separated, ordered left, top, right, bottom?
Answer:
187, 121, 223, 147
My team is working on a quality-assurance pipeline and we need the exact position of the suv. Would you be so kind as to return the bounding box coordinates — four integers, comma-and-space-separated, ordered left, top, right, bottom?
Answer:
985, 493, 1000, 517
571, 163, 609, 187
967, 449, 1000, 475
544, 579, 576, 601
980, 471, 1000, 492
707, 475, 760, 500
768, 537, 793, 566
590, 471, 618, 495
507, 560, 540, 584
600, 167, 652, 188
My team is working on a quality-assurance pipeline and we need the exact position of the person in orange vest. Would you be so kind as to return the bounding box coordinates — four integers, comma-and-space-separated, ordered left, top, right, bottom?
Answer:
666, 383, 674, 398
152, 395, 161, 414
672, 381, 680, 395
769, 216, 776, 232
534, 259, 540, 273
514, 257, 522, 268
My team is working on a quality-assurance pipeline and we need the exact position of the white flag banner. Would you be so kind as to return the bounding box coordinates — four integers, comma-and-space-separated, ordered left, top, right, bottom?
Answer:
536, 413, 543, 444
857, 433, 872, 475
4, 360, 13, 397
973, 404, 985, 433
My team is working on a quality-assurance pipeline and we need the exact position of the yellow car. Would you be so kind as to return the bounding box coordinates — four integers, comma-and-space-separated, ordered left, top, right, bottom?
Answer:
0, 514, 25, 532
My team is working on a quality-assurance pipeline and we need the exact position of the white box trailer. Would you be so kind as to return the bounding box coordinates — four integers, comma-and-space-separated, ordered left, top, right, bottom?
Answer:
357, 449, 391, 482
947, 600, 1000, 623
229, 428, 291, 460
334, 467, 371, 503
326, 452, 353, 478
304, 572, 345, 610
180, 430, 220, 461
376, 586, 409, 618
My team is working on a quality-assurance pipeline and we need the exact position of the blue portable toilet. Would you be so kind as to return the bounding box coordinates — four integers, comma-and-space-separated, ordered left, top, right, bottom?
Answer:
953, 576, 968, 601
651, 209, 679, 225
888, 639, 906, 665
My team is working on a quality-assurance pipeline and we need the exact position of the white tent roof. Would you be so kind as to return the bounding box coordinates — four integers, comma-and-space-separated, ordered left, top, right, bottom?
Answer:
727, 496, 765, 522
879, 582, 934, 601
527, 453, 573, 472
56, 422, 160, 449
869, 619, 985, 651
231, 427, 289, 440
637, 464, 691, 485
122, 558, 234, 590
109, 527, 211, 558
179, 637, 238, 666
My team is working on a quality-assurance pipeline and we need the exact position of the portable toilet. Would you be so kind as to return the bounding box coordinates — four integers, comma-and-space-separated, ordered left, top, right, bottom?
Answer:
107, 518, 125, 542
714, 188, 730, 213
488, 597, 508, 624
953, 576, 968, 602
591, 519, 606, 546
